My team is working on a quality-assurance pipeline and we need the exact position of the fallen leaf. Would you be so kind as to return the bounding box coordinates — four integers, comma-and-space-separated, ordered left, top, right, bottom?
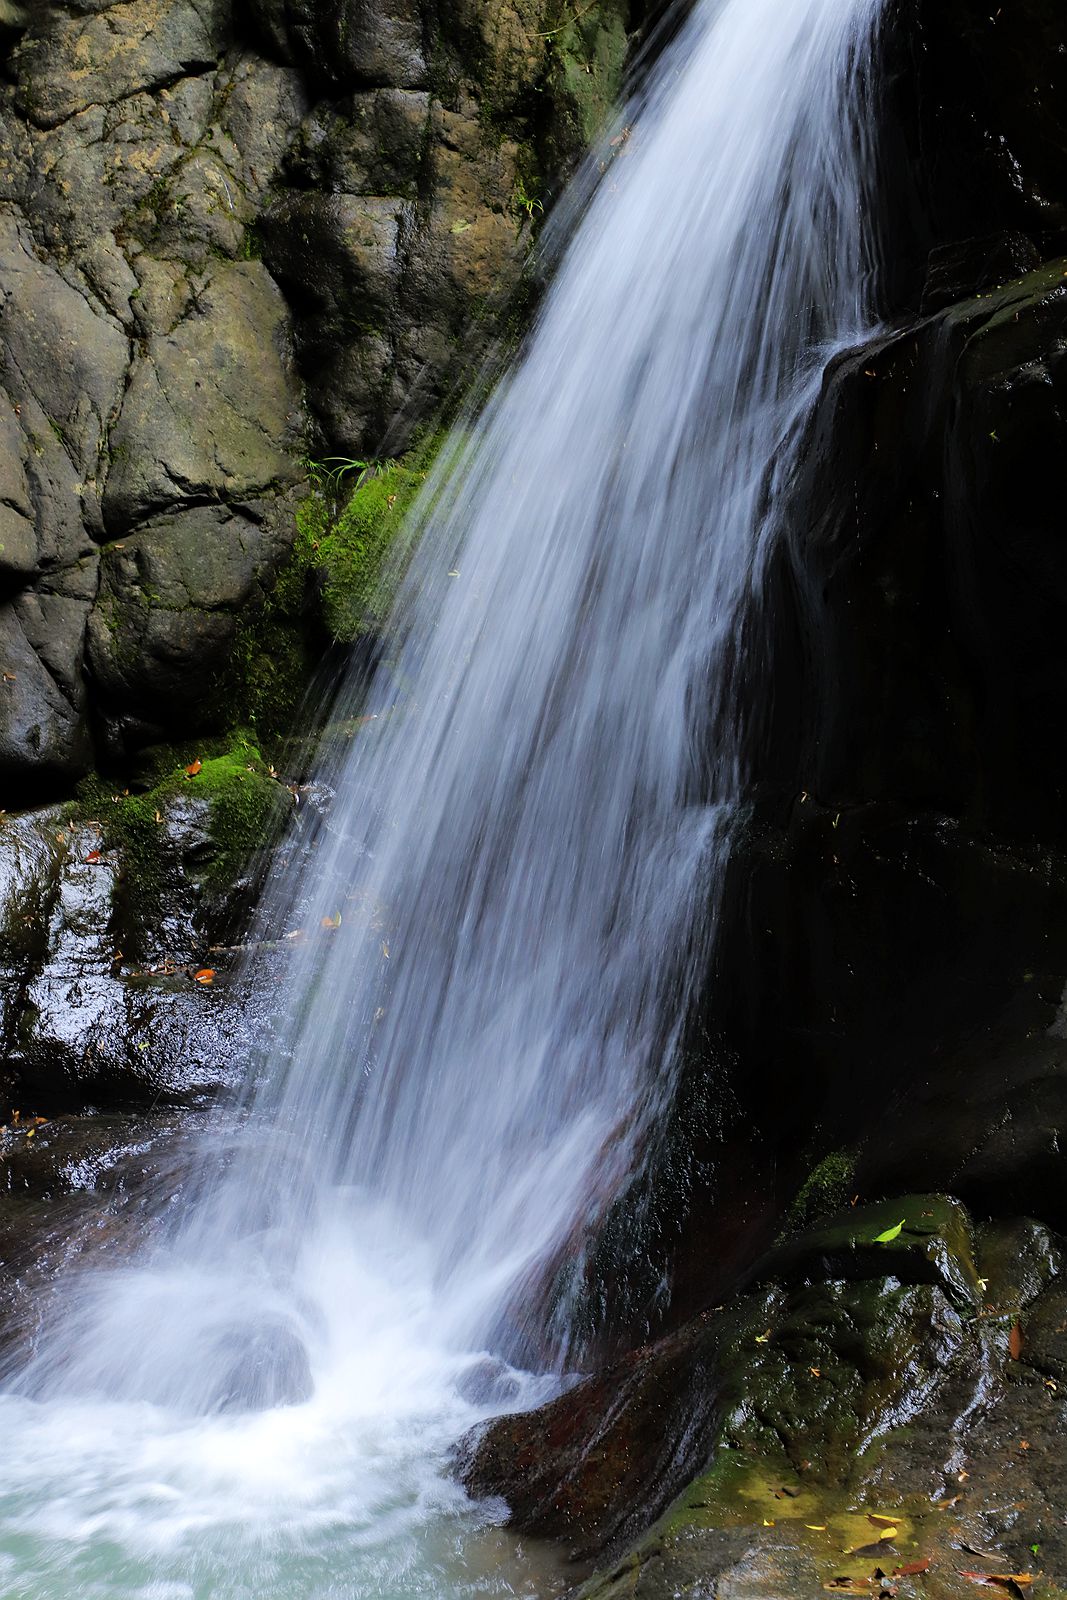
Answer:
193, 968, 215, 985
806, 1524, 828, 1531
762, 1518, 775, 1527
873, 1220, 905, 1244
959, 1575, 1032, 1590
84, 850, 102, 864
1009, 1322, 1024, 1360
321, 913, 342, 929
893, 1560, 931, 1576
755, 1329, 772, 1344
185, 759, 202, 777
868, 1515, 902, 1529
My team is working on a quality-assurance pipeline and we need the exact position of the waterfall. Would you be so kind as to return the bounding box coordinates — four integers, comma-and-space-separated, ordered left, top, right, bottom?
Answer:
0, 0, 883, 1594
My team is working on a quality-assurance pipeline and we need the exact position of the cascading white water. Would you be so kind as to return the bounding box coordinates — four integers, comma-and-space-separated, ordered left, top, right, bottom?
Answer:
0, 0, 882, 1593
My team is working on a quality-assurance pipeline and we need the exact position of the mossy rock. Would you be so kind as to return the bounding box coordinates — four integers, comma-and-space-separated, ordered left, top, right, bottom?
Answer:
460, 1195, 984, 1562
788, 1148, 858, 1230
72, 732, 291, 957
758, 1194, 983, 1312
219, 435, 444, 743
542, 0, 629, 172
304, 454, 430, 644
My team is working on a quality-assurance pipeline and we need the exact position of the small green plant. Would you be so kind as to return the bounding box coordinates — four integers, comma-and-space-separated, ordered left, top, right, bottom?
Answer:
305, 456, 378, 498
513, 178, 544, 223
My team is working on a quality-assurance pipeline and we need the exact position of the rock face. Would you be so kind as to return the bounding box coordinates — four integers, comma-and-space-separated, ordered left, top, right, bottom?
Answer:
0, 733, 301, 1110
881, 0, 1067, 307
0, 0, 637, 789
467, 1199, 1067, 1599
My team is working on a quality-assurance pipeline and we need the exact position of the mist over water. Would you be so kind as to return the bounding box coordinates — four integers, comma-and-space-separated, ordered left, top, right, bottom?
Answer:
0, 0, 883, 1592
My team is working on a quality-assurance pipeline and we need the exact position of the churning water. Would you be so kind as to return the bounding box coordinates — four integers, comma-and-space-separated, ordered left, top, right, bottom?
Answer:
0, 0, 883, 1592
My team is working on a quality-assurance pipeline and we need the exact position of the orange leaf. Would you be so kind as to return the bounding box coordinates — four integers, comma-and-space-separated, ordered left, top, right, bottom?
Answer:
185, 759, 202, 777
321, 913, 342, 929
893, 1561, 931, 1576
193, 968, 215, 985
1008, 1321, 1023, 1360
960, 1574, 1033, 1589
84, 850, 102, 864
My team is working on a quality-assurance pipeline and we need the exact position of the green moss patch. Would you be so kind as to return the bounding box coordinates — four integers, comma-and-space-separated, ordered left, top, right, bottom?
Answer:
303, 453, 431, 644
72, 733, 290, 945
788, 1149, 857, 1230
544, 0, 629, 163
220, 436, 443, 743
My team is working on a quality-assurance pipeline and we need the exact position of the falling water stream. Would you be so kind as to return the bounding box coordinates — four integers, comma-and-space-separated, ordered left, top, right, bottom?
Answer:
0, 0, 882, 1593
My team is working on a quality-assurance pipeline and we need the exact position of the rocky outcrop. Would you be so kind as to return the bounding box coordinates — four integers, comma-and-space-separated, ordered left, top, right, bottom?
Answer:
0, 0, 637, 792
466, 1198, 1067, 1598
0, 732, 307, 1110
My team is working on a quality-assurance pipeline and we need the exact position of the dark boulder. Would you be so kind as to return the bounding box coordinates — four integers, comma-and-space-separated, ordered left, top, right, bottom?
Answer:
464, 1198, 1067, 1595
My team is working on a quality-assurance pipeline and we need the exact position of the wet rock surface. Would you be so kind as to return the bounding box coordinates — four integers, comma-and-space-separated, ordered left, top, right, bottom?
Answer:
0, 733, 309, 1109
0, 1108, 211, 1365
464, 1199, 1067, 1598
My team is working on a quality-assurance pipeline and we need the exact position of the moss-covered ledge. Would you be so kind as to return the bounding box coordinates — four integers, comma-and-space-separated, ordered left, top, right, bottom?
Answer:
461, 1197, 1067, 1599
69, 732, 292, 947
